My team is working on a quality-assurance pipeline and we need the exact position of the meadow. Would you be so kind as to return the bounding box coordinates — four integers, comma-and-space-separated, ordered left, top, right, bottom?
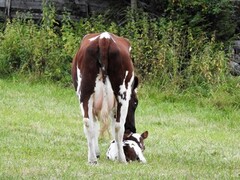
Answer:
1, 2, 240, 178
1, 77, 240, 179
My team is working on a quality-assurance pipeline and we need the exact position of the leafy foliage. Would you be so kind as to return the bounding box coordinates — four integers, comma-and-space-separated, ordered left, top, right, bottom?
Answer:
137, 0, 240, 41
0, 3, 234, 91
118, 10, 228, 89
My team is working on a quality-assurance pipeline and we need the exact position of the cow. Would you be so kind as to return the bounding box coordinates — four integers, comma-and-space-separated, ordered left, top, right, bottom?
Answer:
106, 130, 148, 163
71, 32, 139, 164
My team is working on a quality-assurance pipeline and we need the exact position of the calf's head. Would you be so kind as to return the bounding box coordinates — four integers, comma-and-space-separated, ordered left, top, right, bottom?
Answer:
124, 130, 148, 151
106, 130, 148, 163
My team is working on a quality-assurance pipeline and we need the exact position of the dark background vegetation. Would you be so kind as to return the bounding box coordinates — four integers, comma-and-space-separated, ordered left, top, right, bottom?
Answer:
0, 0, 240, 91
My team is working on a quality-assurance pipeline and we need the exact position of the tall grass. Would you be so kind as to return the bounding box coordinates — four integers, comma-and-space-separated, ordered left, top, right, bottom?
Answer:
0, 7, 231, 91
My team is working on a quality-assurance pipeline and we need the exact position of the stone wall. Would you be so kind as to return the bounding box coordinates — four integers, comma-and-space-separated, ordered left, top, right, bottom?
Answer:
0, 0, 108, 21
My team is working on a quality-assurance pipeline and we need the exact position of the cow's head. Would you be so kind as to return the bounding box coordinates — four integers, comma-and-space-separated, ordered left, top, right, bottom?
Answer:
125, 76, 139, 133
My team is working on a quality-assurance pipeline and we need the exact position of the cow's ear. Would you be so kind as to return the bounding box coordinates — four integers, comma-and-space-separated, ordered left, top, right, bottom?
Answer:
133, 76, 139, 90
141, 131, 148, 139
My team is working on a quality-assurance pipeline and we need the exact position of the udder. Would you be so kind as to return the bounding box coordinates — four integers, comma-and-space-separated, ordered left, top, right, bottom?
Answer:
93, 75, 116, 117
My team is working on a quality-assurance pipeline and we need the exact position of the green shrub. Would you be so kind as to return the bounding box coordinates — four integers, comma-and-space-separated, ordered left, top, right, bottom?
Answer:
118, 10, 229, 90
0, 6, 232, 91
0, 19, 34, 75
0, 5, 73, 84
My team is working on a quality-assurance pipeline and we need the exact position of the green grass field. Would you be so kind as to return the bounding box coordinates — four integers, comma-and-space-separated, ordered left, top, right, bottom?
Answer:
0, 78, 240, 179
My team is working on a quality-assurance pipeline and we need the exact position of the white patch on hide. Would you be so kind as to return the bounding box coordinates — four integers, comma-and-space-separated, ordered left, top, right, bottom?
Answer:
76, 66, 81, 98
100, 32, 110, 39
106, 140, 118, 161
118, 71, 134, 124
89, 35, 100, 42
77, 66, 84, 117
132, 133, 141, 143
124, 140, 147, 163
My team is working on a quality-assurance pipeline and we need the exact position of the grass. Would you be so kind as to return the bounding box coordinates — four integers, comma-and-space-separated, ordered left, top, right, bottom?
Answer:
0, 77, 240, 179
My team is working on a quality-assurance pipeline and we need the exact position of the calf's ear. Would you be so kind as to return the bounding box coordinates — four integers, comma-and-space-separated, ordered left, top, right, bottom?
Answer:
141, 131, 148, 139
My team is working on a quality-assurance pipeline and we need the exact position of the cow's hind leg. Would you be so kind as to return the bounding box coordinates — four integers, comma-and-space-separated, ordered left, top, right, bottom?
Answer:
93, 118, 100, 158
82, 97, 98, 164
83, 118, 97, 164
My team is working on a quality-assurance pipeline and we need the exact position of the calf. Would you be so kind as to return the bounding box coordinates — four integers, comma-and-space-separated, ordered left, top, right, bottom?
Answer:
106, 131, 148, 163
71, 32, 138, 164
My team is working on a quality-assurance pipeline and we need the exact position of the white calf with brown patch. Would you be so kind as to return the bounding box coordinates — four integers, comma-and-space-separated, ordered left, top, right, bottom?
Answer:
106, 131, 148, 163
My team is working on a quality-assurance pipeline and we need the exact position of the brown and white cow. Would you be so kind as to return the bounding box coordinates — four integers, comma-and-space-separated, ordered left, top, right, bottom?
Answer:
71, 32, 138, 164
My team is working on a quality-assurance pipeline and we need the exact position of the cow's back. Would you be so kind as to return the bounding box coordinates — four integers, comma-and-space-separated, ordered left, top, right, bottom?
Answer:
72, 32, 133, 109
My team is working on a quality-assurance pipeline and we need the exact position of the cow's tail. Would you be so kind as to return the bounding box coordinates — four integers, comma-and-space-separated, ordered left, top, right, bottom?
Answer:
71, 53, 78, 92
99, 32, 111, 83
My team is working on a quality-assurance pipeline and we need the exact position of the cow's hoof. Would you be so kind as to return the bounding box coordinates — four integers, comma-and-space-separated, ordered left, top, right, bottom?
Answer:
89, 161, 98, 165
119, 159, 127, 164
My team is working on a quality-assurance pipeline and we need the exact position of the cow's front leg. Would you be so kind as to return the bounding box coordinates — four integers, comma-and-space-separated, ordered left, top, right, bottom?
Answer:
115, 119, 126, 163
115, 72, 135, 163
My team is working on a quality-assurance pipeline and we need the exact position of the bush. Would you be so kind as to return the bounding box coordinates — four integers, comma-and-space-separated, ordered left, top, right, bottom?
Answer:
118, 10, 228, 90
0, 5, 232, 91
0, 6, 73, 84
0, 19, 34, 75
